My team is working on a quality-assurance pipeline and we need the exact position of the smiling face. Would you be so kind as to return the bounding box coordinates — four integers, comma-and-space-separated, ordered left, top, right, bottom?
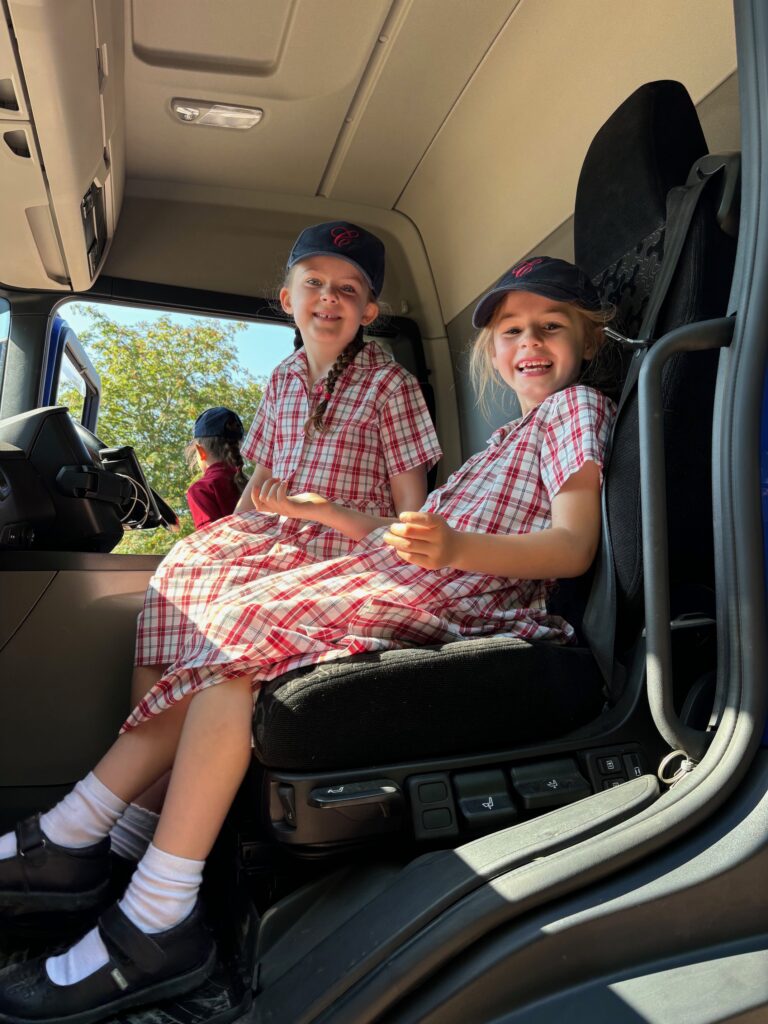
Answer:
490, 290, 598, 414
280, 255, 379, 360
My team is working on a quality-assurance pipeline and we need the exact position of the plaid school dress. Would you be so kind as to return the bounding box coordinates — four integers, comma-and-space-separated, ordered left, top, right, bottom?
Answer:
126, 385, 614, 730
135, 342, 441, 668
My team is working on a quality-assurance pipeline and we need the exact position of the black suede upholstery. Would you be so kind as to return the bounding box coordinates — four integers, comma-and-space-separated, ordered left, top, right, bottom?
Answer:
253, 81, 736, 773
254, 637, 603, 771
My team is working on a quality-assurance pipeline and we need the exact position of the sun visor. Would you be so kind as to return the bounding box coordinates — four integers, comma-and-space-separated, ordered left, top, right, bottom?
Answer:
1, 0, 125, 291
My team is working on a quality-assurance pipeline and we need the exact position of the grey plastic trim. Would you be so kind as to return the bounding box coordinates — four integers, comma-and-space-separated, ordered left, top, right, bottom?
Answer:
252, 775, 659, 1022
637, 316, 734, 760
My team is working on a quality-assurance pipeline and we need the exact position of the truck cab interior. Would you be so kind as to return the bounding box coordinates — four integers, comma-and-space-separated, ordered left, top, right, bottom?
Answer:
0, 2, 767, 1022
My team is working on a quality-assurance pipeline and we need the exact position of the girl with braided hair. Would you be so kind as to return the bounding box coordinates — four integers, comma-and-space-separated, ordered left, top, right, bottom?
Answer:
184, 406, 247, 529
43, 221, 440, 889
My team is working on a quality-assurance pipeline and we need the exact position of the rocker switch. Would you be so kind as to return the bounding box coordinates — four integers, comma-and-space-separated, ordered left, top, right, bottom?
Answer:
452, 770, 518, 830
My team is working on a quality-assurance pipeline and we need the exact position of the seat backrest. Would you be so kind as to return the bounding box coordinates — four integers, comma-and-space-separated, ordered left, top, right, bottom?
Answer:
574, 80, 737, 655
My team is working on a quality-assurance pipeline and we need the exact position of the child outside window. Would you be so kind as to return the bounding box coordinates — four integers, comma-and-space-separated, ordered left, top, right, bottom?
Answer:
185, 406, 247, 529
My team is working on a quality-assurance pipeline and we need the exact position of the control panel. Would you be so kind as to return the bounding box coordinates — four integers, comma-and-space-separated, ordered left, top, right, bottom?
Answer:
267, 745, 647, 847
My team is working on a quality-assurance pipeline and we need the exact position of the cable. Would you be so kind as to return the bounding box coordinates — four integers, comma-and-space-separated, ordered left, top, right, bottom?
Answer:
114, 472, 150, 529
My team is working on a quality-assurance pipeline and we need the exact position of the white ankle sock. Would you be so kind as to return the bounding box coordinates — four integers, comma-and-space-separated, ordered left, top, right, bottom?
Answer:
0, 773, 127, 860
45, 843, 205, 987
109, 804, 159, 862
120, 843, 204, 934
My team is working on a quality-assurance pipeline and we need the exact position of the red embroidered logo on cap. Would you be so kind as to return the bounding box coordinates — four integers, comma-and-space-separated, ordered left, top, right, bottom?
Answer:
512, 258, 544, 278
331, 227, 359, 248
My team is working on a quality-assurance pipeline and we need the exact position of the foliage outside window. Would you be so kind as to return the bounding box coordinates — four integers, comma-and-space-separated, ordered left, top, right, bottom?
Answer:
62, 304, 280, 555
55, 351, 88, 422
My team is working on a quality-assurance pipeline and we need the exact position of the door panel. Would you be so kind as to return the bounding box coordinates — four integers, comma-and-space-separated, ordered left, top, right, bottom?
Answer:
0, 559, 157, 786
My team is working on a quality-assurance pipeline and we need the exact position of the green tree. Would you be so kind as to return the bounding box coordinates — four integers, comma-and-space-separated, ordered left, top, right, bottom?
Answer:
66, 306, 265, 554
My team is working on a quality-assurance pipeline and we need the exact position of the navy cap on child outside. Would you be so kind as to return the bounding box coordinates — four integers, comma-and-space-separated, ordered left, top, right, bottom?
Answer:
194, 407, 244, 441
472, 256, 602, 328
287, 221, 386, 297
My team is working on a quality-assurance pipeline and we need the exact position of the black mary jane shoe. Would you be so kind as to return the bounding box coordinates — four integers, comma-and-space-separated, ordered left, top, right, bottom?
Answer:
0, 817, 111, 916
0, 901, 216, 1024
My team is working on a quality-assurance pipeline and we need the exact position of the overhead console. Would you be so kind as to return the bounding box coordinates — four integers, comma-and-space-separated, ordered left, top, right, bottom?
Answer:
0, 0, 124, 290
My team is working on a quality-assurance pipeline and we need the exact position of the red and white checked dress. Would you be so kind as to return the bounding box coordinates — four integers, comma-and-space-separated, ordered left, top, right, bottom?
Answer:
135, 342, 441, 669
125, 385, 614, 729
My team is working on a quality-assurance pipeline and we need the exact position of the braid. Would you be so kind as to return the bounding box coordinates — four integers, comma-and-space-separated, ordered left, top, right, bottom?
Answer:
199, 435, 248, 493
222, 437, 248, 494
304, 327, 365, 437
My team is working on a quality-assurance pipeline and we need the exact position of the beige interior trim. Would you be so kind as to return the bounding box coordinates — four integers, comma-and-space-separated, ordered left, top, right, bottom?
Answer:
397, 0, 738, 323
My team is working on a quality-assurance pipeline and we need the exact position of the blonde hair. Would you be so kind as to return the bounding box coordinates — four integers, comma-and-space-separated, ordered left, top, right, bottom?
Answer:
468, 300, 617, 416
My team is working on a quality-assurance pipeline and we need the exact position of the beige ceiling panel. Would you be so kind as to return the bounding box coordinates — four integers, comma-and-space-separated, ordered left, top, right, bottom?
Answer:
397, 0, 737, 323
124, 0, 392, 193
132, 0, 292, 74
326, 0, 514, 207
126, 85, 358, 194
131, 0, 388, 95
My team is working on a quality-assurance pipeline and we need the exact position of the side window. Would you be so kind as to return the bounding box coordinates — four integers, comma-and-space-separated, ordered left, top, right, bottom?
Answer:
54, 348, 88, 422
0, 299, 10, 404
55, 300, 295, 554
46, 317, 100, 429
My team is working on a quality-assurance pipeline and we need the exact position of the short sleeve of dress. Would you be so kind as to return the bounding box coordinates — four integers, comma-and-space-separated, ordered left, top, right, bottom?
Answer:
242, 372, 278, 467
539, 386, 615, 502
379, 373, 443, 476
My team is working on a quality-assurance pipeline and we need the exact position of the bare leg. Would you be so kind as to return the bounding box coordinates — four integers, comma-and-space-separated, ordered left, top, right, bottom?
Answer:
93, 694, 191, 804
129, 664, 170, 812
153, 676, 253, 859
95, 675, 254, 859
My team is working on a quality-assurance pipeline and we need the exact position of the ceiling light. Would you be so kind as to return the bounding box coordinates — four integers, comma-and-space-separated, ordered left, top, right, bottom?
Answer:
170, 99, 263, 130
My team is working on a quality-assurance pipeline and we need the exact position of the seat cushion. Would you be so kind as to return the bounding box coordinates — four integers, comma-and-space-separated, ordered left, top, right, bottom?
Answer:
253, 637, 605, 771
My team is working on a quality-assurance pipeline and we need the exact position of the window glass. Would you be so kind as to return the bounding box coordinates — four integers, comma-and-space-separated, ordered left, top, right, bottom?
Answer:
0, 299, 9, 399
56, 300, 295, 554
55, 349, 87, 421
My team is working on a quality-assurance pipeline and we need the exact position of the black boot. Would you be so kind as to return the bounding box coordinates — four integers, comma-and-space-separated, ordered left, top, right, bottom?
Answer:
0, 816, 110, 916
0, 902, 216, 1024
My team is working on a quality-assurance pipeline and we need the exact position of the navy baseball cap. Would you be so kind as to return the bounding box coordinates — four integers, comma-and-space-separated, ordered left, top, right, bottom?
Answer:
194, 406, 244, 440
287, 221, 386, 296
472, 256, 602, 328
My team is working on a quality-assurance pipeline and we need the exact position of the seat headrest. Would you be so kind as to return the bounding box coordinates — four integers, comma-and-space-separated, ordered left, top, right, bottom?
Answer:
575, 80, 708, 281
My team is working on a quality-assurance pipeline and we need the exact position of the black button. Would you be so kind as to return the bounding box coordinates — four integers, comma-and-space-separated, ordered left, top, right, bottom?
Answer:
601, 778, 625, 790
510, 759, 591, 810
623, 753, 643, 778
422, 808, 452, 829
458, 793, 518, 830
419, 781, 448, 803
597, 756, 623, 775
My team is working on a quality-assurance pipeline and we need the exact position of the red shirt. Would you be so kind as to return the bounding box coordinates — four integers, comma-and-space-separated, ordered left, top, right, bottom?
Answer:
186, 462, 240, 529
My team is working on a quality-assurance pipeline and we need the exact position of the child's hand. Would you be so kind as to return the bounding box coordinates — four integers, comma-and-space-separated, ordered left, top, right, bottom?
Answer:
254, 478, 330, 519
383, 511, 458, 569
